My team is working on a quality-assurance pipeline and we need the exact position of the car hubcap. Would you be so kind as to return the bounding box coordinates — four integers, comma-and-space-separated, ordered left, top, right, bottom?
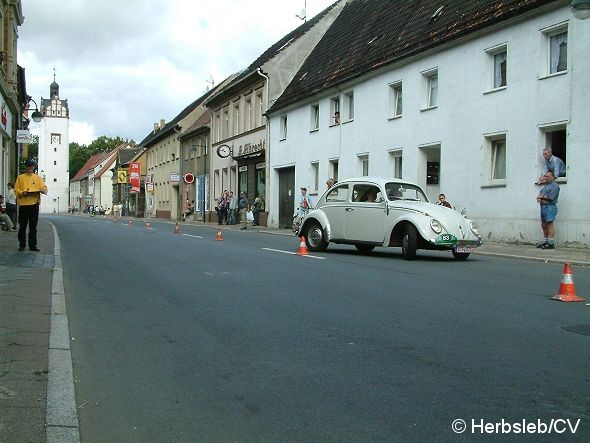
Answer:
309, 228, 322, 247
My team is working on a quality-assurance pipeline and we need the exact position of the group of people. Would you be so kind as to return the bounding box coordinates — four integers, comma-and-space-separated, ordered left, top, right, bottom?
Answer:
0, 159, 48, 251
215, 190, 263, 229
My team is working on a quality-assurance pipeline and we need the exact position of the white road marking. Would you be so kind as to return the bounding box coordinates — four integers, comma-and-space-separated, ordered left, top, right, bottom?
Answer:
182, 234, 204, 239
262, 247, 326, 260
204, 272, 215, 277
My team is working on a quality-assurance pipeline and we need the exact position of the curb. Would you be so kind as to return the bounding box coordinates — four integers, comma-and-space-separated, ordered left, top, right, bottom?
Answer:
46, 222, 80, 442
474, 250, 590, 267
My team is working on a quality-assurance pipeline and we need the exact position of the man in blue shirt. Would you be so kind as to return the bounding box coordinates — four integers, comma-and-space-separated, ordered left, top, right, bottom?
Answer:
536, 171, 560, 249
537, 148, 565, 184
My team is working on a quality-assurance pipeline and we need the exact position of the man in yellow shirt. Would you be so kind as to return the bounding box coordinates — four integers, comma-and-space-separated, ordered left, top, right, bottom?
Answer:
14, 159, 48, 252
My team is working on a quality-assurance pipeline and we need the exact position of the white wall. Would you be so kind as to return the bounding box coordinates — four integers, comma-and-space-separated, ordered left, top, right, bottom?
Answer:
38, 113, 69, 214
269, 6, 590, 245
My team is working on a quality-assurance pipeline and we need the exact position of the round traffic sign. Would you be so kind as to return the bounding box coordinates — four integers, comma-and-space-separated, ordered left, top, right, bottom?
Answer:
184, 173, 195, 184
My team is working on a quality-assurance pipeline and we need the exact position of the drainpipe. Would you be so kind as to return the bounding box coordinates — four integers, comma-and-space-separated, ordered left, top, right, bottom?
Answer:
256, 68, 270, 226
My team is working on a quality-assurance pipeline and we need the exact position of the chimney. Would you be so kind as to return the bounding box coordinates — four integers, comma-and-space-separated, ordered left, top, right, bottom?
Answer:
160, 119, 166, 128
153, 123, 159, 133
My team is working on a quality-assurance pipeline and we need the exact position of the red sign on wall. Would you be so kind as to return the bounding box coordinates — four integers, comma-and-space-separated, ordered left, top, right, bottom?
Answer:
129, 162, 141, 193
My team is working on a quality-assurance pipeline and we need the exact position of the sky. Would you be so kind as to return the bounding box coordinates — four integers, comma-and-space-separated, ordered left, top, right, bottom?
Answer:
18, 0, 336, 145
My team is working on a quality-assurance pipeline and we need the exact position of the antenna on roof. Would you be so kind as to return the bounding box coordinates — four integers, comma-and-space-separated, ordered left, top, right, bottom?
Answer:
296, 0, 307, 22
204, 75, 214, 93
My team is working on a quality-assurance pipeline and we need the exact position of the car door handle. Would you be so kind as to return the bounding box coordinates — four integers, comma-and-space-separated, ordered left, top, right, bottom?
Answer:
345, 207, 354, 211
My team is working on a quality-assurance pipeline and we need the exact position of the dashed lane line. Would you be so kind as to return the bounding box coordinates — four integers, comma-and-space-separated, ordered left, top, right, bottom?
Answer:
262, 247, 326, 260
182, 234, 204, 239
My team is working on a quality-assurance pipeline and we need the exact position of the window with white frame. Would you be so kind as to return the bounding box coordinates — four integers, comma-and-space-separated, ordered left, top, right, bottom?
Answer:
280, 115, 288, 140
222, 108, 229, 140
329, 159, 339, 182
234, 104, 240, 136
310, 162, 319, 193
485, 44, 507, 91
215, 113, 221, 142
390, 150, 403, 179
245, 98, 252, 131
541, 124, 567, 179
358, 154, 369, 176
422, 69, 438, 109
343, 91, 354, 121
484, 134, 507, 184
389, 81, 402, 117
310, 104, 320, 131
330, 96, 340, 125
256, 93, 263, 127
540, 23, 569, 77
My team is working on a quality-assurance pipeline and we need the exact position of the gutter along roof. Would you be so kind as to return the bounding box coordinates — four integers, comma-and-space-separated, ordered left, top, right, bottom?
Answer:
269, 0, 557, 114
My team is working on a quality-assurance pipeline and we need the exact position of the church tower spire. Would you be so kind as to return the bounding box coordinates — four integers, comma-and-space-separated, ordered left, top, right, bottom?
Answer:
50, 68, 59, 99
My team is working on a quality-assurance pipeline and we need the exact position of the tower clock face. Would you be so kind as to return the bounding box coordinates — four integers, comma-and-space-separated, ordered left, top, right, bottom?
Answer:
51, 134, 61, 144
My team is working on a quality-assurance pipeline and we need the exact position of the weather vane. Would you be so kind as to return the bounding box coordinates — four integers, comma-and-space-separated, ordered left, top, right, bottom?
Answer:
296, 0, 307, 22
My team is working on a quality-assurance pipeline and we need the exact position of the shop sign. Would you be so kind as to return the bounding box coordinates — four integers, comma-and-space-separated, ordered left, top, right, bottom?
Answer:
234, 139, 265, 158
170, 172, 180, 183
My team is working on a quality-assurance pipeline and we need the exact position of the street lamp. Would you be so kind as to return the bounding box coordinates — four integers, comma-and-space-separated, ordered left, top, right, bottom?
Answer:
24, 97, 43, 123
571, 0, 590, 20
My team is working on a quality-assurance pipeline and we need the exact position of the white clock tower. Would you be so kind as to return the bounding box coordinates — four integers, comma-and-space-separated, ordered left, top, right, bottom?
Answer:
37, 76, 70, 214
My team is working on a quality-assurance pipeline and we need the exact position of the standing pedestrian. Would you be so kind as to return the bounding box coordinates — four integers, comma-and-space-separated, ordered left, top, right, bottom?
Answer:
228, 191, 237, 225
6, 183, 17, 226
536, 170, 560, 249
216, 193, 226, 225
14, 159, 48, 252
223, 190, 230, 224
239, 192, 249, 230
252, 196, 262, 226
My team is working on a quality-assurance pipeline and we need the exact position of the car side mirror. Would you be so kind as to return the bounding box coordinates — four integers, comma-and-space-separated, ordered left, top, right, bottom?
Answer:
460, 208, 467, 216
376, 196, 385, 203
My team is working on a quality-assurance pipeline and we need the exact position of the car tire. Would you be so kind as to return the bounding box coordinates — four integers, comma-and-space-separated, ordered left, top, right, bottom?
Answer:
401, 224, 418, 260
305, 221, 328, 252
452, 251, 470, 260
355, 244, 375, 254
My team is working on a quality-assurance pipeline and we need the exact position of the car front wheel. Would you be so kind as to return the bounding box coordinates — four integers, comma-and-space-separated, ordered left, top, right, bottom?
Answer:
305, 221, 328, 252
401, 224, 417, 260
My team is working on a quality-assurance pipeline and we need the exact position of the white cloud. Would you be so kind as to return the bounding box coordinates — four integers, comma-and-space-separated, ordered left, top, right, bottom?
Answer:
19, 0, 336, 144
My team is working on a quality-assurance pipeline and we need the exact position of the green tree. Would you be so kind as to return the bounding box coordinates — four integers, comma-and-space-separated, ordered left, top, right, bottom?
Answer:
69, 136, 129, 179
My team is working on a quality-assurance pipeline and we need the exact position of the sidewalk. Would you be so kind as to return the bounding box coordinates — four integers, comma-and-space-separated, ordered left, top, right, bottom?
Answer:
0, 220, 54, 442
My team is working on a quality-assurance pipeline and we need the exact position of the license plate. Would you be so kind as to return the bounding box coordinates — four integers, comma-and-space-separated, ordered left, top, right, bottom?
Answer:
454, 246, 474, 253
435, 234, 457, 245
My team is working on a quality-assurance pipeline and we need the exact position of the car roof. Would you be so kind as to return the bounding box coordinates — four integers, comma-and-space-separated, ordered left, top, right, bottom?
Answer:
335, 177, 419, 187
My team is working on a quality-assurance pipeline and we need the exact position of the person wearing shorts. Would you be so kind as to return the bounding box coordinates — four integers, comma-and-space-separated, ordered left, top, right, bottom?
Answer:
536, 171, 560, 250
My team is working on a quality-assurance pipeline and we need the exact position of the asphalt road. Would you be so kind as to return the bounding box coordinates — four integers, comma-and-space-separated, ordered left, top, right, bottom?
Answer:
48, 215, 590, 442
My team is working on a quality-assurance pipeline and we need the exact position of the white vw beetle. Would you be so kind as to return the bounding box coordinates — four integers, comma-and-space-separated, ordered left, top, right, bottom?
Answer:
298, 177, 482, 260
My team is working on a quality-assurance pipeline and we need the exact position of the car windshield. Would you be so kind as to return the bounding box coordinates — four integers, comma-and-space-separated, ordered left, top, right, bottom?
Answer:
385, 182, 429, 202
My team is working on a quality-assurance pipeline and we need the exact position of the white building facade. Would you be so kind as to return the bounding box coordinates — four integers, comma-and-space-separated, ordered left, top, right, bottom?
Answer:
38, 79, 69, 214
268, 4, 590, 246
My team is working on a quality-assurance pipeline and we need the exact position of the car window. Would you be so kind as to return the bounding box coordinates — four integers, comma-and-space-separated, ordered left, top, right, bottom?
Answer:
352, 184, 382, 203
325, 185, 349, 202
385, 182, 428, 202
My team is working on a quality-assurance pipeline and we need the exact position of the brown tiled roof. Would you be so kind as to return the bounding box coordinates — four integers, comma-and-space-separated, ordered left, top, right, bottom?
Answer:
70, 152, 104, 183
179, 110, 211, 140
270, 0, 556, 113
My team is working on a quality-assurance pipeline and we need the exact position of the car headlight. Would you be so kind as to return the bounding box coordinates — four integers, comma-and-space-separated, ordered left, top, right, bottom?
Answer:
430, 219, 442, 234
469, 221, 480, 236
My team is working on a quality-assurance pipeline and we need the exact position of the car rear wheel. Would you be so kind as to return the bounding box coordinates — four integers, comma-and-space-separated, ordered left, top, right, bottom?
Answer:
305, 221, 328, 252
401, 224, 417, 260
452, 251, 470, 260
355, 244, 375, 254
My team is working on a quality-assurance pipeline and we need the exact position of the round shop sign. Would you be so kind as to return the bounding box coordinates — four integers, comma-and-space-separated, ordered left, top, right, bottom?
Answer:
184, 173, 195, 184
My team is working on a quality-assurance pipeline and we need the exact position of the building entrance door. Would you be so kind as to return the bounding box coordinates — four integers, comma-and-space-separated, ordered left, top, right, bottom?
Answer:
418, 145, 441, 203
278, 166, 295, 228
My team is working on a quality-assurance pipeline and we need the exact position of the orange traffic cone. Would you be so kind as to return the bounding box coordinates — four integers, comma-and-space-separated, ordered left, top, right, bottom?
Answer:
174, 222, 180, 234
146, 222, 151, 231
296, 236, 308, 256
215, 228, 223, 241
551, 263, 585, 302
